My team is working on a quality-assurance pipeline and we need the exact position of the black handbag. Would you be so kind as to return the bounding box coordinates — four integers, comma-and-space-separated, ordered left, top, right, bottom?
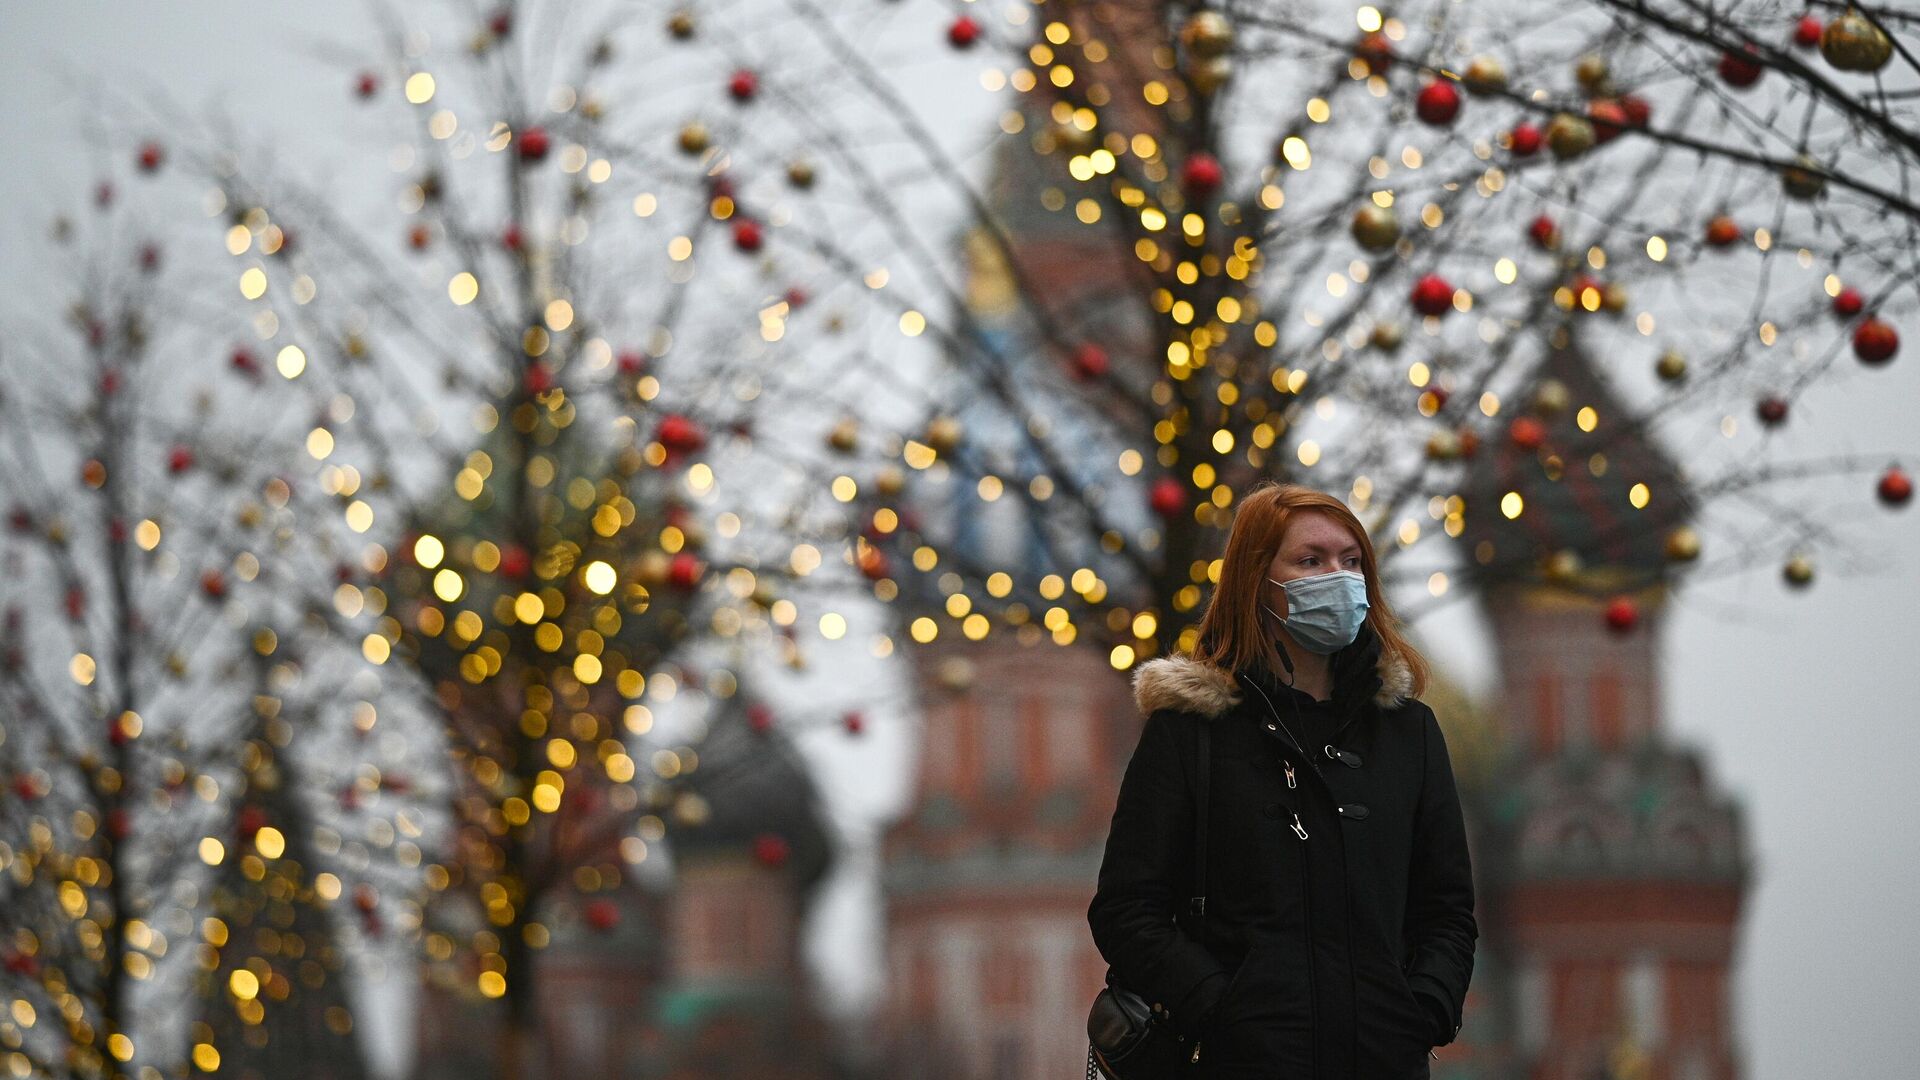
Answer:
1086, 722, 1212, 1080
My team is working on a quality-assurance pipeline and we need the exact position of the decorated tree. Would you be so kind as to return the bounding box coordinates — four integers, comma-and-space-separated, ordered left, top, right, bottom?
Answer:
0, 168, 421, 1077
107, 3, 888, 1072
605, 0, 1919, 666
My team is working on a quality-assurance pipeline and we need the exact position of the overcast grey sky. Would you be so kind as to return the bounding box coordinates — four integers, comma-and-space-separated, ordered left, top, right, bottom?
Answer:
3, 3, 1916, 1076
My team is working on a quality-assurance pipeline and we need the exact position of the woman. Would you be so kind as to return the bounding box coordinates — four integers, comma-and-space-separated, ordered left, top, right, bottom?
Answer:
1088, 482, 1476, 1079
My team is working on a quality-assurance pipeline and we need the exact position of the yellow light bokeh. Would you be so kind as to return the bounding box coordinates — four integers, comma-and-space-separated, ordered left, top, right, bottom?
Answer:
582, 561, 617, 595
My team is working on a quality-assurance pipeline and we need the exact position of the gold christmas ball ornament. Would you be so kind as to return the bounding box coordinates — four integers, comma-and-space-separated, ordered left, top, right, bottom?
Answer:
786, 159, 816, 189
1822, 11, 1893, 73
1370, 321, 1405, 351
1532, 378, 1571, 416
1574, 54, 1612, 94
1782, 155, 1827, 200
1783, 552, 1815, 587
635, 549, 673, 587
1544, 549, 1584, 584
1188, 56, 1236, 95
1425, 430, 1463, 461
1463, 55, 1508, 93
1547, 113, 1596, 159
667, 10, 696, 39
580, 97, 605, 121
926, 415, 964, 455
1664, 526, 1701, 562
875, 466, 907, 497
1180, 12, 1234, 59
677, 122, 710, 156
1656, 349, 1687, 382
1601, 281, 1629, 313
828, 417, 860, 453
1350, 204, 1401, 252
1053, 122, 1097, 154
936, 657, 977, 692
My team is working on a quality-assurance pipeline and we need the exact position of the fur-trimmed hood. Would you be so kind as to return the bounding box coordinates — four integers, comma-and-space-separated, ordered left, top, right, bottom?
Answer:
1130, 650, 1414, 718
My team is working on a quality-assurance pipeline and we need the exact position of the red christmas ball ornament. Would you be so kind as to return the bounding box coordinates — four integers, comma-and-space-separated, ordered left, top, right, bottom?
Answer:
3, 951, 38, 977
12, 774, 41, 801
355, 71, 379, 99
1877, 465, 1914, 507
1527, 214, 1560, 250
667, 551, 703, 591
1853, 318, 1899, 365
1507, 123, 1542, 156
753, 833, 791, 867
1588, 98, 1629, 143
105, 809, 131, 841
354, 883, 380, 913
1415, 80, 1461, 126
1354, 31, 1393, 72
136, 141, 164, 173
524, 361, 553, 395
498, 544, 531, 579
1508, 416, 1547, 451
1149, 476, 1187, 517
232, 347, 262, 376
857, 543, 890, 580
107, 715, 133, 748
1832, 286, 1864, 317
657, 413, 708, 453
1603, 596, 1638, 634
1410, 273, 1455, 317
488, 9, 512, 37
733, 218, 764, 252
617, 350, 647, 376
501, 222, 524, 253
64, 587, 86, 621
517, 126, 551, 162
408, 223, 431, 251
1070, 343, 1109, 381
1794, 15, 1823, 48
167, 445, 194, 474
95, 181, 115, 208
746, 702, 775, 734
584, 898, 620, 932
1756, 395, 1789, 427
783, 286, 810, 308
842, 710, 866, 736
139, 244, 162, 272
238, 805, 268, 839
948, 15, 981, 49
1719, 45, 1764, 88
200, 570, 228, 599
728, 69, 759, 102
1181, 153, 1224, 198
1704, 214, 1741, 248
1619, 93, 1652, 128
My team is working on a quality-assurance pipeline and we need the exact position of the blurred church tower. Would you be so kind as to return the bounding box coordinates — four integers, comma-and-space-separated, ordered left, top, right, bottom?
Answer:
1456, 335, 1753, 1080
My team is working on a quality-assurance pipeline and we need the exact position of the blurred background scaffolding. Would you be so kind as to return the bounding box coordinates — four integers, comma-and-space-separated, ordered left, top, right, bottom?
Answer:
1, 2, 1917, 1079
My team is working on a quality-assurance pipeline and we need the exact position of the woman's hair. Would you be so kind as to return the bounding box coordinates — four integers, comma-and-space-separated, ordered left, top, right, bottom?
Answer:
1190, 481, 1429, 698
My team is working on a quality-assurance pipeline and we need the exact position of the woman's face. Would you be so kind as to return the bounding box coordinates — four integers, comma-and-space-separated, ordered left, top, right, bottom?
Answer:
1264, 510, 1364, 619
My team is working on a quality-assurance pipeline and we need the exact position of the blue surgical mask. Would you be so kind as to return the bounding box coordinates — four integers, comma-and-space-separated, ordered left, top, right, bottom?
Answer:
1261, 569, 1369, 654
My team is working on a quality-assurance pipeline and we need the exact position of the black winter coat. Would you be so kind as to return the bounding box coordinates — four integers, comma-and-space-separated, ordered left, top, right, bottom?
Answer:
1088, 629, 1477, 1079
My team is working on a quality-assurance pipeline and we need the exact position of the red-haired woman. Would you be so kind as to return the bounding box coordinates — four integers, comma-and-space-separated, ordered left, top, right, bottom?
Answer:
1089, 482, 1476, 1078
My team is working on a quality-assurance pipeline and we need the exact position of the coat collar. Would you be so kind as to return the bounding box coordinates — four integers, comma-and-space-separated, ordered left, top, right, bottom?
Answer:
1130, 650, 1414, 718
